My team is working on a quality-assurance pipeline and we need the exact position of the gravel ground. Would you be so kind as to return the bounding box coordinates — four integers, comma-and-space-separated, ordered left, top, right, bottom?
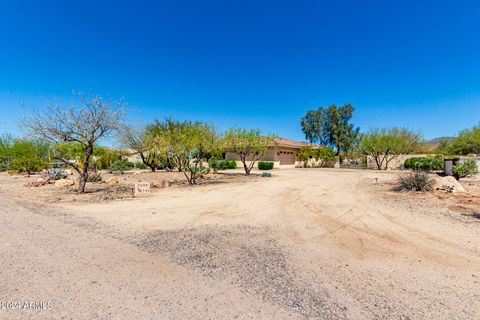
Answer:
0, 196, 300, 320
134, 226, 346, 319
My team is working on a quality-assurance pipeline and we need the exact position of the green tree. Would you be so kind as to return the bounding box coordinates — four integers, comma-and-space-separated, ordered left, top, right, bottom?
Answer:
300, 109, 326, 145
3, 138, 50, 173
323, 104, 360, 154
156, 119, 220, 184
300, 104, 359, 154
297, 145, 336, 167
0, 134, 14, 171
118, 124, 167, 172
359, 128, 421, 170
298, 146, 315, 167
223, 128, 273, 175
446, 124, 480, 155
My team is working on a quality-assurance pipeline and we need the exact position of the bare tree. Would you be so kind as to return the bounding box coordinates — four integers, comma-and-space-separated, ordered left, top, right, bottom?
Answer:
21, 92, 124, 192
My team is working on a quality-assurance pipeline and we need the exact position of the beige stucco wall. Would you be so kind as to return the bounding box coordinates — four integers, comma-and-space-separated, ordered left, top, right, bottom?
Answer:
367, 154, 428, 170
225, 146, 302, 168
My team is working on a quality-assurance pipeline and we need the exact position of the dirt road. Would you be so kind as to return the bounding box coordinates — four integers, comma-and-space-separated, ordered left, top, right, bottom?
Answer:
0, 195, 299, 319
1, 169, 479, 319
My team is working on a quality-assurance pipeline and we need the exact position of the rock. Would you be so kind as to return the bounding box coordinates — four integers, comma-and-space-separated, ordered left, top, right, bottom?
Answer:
152, 180, 170, 188
54, 179, 75, 188
37, 178, 46, 183
433, 176, 466, 193
64, 169, 73, 175
105, 177, 119, 185
25, 181, 42, 188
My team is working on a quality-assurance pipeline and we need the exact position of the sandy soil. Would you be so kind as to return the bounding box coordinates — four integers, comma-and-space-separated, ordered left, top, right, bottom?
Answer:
0, 169, 479, 319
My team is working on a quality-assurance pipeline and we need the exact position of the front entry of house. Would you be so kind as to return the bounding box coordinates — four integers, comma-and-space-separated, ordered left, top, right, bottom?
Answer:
278, 150, 295, 165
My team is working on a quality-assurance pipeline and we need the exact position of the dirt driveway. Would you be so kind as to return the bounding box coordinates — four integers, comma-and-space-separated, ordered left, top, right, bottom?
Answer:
0, 169, 479, 319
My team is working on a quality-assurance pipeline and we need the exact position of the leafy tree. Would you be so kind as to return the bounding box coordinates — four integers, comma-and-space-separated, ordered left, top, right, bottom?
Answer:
94, 147, 123, 170
446, 124, 480, 155
297, 145, 336, 167
223, 128, 273, 175
300, 109, 326, 145
298, 146, 315, 167
118, 124, 167, 172
0, 134, 14, 171
156, 119, 220, 184
1, 138, 50, 173
21, 92, 124, 192
359, 128, 421, 170
300, 104, 359, 154
323, 104, 360, 154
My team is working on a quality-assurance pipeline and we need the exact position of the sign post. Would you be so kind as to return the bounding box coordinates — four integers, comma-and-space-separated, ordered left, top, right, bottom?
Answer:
134, 182, 151, 197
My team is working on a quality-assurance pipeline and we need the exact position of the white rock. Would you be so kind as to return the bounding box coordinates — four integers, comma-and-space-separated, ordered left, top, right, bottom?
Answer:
433, 176, 466, 193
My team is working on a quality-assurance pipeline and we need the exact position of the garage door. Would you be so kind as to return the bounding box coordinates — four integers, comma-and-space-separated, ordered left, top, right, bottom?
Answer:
278, 151, 295, 165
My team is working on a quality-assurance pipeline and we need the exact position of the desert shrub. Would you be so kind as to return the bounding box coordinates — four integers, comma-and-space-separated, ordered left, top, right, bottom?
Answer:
453, 159, 478, 180
109, 160, 134, 174
258, 161, 274, 170
208, 158, 236, 171
208, 158, 219, 172
87, 172, 103, 182
226, 160, 237, 169
404, 156, 443, 171
9, 157, 49, 174
0, 163, 8, 172
262, 172, 272, 177
396, 171, 434, 192
190, 165, 210, 177
135, 162, 147, 169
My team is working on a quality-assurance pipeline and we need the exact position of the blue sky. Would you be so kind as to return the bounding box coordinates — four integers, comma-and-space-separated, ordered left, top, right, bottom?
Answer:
0, 0, 479, 141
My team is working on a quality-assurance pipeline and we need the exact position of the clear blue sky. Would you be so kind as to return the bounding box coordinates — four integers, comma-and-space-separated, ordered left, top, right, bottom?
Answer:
1, 0, 479, 141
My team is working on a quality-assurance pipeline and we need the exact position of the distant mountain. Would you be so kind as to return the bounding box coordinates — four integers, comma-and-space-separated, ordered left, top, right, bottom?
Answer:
428, 137, 454, 146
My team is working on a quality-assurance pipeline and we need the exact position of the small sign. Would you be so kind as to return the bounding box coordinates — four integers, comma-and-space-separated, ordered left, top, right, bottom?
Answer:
134, 182, 151, 197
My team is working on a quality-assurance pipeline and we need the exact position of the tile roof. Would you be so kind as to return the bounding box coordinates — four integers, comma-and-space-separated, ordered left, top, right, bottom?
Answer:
271, 137, 315, 149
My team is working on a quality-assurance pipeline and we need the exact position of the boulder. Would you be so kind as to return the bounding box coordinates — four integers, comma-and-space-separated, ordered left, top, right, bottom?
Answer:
433, 176, 466, 193
105, 177, 119, 185
152, 181, 163, 188
54, 179, 75, 188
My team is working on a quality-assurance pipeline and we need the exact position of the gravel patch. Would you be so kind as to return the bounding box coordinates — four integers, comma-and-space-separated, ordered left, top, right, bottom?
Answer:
134, 226, 347, 319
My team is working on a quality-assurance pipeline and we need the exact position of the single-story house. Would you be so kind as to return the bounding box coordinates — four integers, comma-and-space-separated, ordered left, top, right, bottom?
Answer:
225, 137, 312, 168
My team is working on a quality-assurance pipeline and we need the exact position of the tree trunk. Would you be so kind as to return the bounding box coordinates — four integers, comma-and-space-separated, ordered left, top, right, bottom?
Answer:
241, 157, 250, 175
374, 156, 382, 170
78, 175, 87, 193
78, 145, 93, 193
